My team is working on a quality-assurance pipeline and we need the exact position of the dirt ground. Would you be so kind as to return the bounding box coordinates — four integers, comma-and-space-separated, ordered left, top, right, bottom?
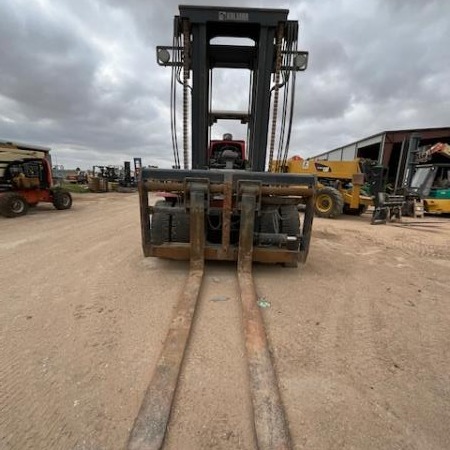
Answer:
1, 192, 450, 450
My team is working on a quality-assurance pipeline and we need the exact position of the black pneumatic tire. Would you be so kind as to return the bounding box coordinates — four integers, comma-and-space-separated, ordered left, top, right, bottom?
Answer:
315, 187, 344, 218
280, 205, 301, 267
53, 190, 73, 210
151, 200, 171, 245
0, 192, 29, 218
171, 211, 190, 243
258, 205, 280, 234
281, 205, 301, 244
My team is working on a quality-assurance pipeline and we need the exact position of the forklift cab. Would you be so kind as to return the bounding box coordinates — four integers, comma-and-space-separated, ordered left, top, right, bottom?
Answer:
208, 134, 246, 169
410, 164, 450, 197
410, 165, 435, 197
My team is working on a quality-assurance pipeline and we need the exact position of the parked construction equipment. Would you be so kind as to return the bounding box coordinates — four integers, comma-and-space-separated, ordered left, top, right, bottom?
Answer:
280, 157, 381, 217
89, 161, 141, 192
0, 141, 72, 218
132, 5, 313, 449
65, 169, 88, 184
91, 165, 119, 182
279, 155, 408, 224
367, 140, 450, 222
406, 142, 450, 214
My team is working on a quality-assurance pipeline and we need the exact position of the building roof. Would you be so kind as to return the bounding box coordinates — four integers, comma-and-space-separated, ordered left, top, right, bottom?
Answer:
313, 126, 450, 159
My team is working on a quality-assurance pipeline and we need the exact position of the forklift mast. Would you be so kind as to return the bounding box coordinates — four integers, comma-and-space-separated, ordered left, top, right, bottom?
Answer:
139, 5, 315, 267
156, 5, 308, 171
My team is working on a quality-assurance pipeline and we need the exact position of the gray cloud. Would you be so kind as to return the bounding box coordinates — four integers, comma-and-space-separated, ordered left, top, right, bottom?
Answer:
0, 0, 449, 168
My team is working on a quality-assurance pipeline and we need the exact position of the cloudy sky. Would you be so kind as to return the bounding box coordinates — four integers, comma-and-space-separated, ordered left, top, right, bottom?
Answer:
1, 0, 449, 169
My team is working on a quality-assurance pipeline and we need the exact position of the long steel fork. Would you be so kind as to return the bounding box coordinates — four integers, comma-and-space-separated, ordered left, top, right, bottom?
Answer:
128, 182, 292, 450
237, 183, 292, 450
127, 184, 206, 450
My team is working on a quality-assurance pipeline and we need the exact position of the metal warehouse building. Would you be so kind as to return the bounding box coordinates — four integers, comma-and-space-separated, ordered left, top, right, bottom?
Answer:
312, 127, 450, 190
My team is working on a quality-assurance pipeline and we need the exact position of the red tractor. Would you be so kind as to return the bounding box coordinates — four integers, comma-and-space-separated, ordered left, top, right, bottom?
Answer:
0, 141, 72, 218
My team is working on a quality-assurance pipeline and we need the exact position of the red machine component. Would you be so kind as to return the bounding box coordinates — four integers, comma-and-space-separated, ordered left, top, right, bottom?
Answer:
0, 142, 72, 218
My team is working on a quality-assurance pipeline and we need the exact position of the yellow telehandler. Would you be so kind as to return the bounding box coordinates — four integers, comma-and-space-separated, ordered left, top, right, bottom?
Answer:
279, 156, 380, 218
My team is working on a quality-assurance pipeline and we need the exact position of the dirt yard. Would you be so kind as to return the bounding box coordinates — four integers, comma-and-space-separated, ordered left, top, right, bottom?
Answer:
1, 192, 449, 450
